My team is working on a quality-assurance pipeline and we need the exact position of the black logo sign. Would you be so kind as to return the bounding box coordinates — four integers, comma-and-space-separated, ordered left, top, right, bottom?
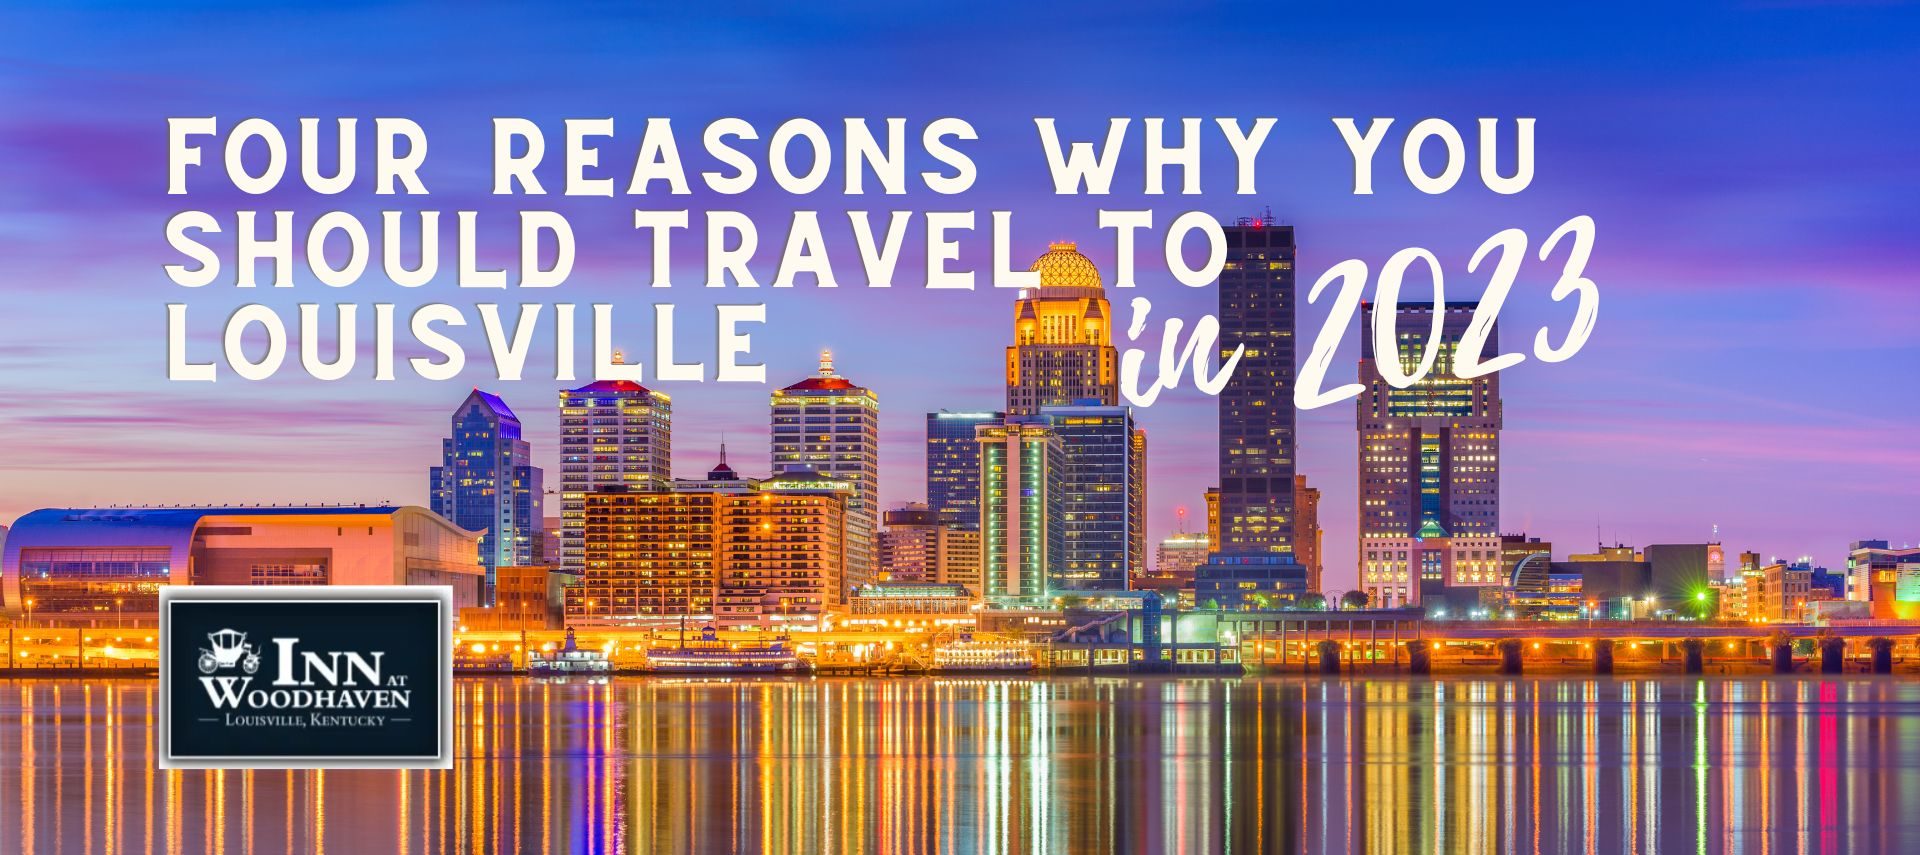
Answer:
159, 586, 453, 769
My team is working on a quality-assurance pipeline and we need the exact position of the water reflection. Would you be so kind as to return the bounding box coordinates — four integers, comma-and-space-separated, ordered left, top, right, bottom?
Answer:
2, 676, 1917, 853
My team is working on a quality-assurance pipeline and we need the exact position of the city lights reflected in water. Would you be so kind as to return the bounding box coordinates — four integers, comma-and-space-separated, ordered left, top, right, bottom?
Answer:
2, 676, 1918, 853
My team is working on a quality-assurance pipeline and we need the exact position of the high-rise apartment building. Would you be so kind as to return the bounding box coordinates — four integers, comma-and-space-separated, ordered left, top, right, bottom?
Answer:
877, 503, 984, 594
1005, 242, 1118, 416
977, 420, 1065, 600
565, 456, 850, 627
925, 410, 1002, 528
771, 351, 879, 597
1040, 403, 1146, 592
1197, 217, 1306, 607
557, 377, 671, 576
431, 389, 542, 596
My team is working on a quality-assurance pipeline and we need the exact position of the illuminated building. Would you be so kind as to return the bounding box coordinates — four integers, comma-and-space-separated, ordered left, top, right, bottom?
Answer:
877, 503, 983, 593
565, 455, 849, 627
771, 351, 879, 598
1293, 475, 1322, 592
457, 565, 574, 631
1040, 403, 1146, 592
1849, 540, 1920, 618
977, 420, 1064, 600
557, 372, 672, 577
1204, 488, 1220, 545
1645, 543, 1722, 610
1356, 301, 1502, 606
1005, 242, 1118, 416
847, 582, 977, 616
1147, 532, 1210, 596
2, 505, 487, 618
1197, 217, 1307, 608
1506, 542, 1580, 619
1361, 534, 1506, 610
1756, 559, 1840, 622
925, 410, 1002, 528
430, 389, 542, 595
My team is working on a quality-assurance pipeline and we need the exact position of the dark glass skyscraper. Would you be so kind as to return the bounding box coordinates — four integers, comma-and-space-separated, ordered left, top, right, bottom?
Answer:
430, 390, 542, 599
1197, 217, 1307, 607
925, 410, 1002, 529
1041, 403, 1145, 592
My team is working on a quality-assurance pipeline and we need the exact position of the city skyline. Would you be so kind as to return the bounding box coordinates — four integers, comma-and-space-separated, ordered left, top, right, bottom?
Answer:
2, 5, 1917, 590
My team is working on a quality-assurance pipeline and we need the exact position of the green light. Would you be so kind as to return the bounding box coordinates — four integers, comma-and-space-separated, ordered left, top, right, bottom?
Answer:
1695, 591, 1708, 602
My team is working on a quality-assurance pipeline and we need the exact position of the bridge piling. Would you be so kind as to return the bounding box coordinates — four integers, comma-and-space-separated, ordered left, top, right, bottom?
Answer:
1408, 640, 1432, 675
1594, 639, 1615, 674
1317, 640, 1340, 675
1821, 637, 1846, 674
1770, 635, 1795, 674
1681, 639, 1705, 674
1870, 637, 1895, 674
1497, 639, 1523, 675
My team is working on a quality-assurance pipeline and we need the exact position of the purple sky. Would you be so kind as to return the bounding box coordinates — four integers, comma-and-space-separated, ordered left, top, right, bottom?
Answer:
1, 5, 1916, 589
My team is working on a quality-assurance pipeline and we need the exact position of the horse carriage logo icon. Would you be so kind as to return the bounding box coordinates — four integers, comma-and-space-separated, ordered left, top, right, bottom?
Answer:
196, 628, 262, 675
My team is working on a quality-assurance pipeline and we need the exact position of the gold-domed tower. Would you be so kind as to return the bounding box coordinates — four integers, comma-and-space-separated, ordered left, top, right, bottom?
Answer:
1006, 241, 1118, 415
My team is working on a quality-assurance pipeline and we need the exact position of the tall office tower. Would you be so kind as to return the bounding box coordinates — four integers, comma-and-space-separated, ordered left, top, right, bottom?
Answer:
557, 375, 671, 576
1354, 301, 1502, 607
878, 503, 984, 594
1005, 242, 1119, 416
1293, 475, 1323, 592
430, 390, 542, 597
977, 420, 1065, 600
1039, 403, 1146, 592
1356, 303, 1502, 534
771, 351, 880, 596
925, 410, 1003, 528
1196, 218, 1305, 608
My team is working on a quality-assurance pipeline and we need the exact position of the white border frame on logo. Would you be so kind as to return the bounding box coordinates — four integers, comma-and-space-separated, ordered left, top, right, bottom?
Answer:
158, 585, 455, 770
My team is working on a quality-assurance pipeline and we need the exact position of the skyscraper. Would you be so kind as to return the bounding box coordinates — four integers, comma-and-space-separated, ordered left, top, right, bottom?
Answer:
1006, 242, 1118, 416
977, 420, 1065, 600
925, 410, 1002, 528
1355, 301, 1502, 607
557, 376, 672, 576
771, 351, 879, 596
1040, 403, 1146, 592
1196, 217, 1306, 608
430, 389, 542, 597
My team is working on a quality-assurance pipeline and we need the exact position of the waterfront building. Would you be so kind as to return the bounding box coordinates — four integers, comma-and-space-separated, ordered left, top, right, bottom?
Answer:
1756, 560, 1839, 622
1198, 217, 1307, 606
877, 503, 984, 593
1356, 302, 1502, 581
772, 351, 879, 598
1645, 543, 1722, 612
430, 389, 542, 595
925, 411, 1002, 528
1554, 556, 1656, 618
458, 565, 574, 631
846, 582, 977, 617
1005, 242, 1118, 416
1360, 533, 1506, 609
1507, 551, 1583, 619
1040, 403, 1146, 592
2, 505, 487, 618
557, 374, 672, 577
977, 420, 1065, 601
565, 457, 849, 628
1848, 540, 1920, 617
